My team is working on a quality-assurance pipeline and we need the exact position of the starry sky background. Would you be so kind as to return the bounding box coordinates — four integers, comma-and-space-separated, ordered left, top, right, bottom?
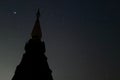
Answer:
0, 0, 120, 80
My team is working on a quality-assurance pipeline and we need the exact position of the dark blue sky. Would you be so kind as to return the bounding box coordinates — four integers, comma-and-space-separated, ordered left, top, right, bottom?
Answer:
0, 0, 120, 80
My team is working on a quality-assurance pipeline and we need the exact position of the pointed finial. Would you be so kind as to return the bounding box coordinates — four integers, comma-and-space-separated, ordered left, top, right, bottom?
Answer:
36, 8, 40, 18
31, 9, 42, 40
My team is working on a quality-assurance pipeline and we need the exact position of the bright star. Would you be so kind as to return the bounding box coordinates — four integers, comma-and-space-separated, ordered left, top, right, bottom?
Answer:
13, 12, 16, 14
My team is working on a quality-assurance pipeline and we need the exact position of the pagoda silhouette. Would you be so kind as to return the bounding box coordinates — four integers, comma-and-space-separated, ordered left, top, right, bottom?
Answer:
12, 9, 53, 80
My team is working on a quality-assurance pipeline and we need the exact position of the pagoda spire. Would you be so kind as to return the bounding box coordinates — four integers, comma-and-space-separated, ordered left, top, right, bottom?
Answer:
31, 9, 42, 40
12, 9, 53, 80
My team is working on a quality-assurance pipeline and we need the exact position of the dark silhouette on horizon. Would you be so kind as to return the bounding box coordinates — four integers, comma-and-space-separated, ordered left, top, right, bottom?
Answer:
12, 9, 53, 80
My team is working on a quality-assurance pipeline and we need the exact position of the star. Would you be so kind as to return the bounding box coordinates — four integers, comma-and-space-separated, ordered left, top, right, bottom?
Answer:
13, 12, 16, 14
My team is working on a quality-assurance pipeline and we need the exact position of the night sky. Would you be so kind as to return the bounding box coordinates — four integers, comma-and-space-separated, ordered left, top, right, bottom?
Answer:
0, 0, 120, 80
